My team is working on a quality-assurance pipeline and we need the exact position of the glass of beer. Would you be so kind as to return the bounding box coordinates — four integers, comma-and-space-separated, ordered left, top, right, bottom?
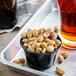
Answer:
0, 0, 17, 29
57, 0, 76, 49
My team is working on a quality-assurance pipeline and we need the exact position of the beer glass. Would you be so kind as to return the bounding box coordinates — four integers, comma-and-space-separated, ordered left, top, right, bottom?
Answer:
0, 0, 17, 29
57, 0, 76, 49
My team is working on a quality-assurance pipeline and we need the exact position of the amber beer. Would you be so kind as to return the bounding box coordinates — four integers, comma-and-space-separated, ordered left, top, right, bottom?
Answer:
58, 0, 76, 41
0, 0, 17, 29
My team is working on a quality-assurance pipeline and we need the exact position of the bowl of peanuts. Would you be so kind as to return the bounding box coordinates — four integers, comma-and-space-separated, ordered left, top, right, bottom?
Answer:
20, 27, 62, 70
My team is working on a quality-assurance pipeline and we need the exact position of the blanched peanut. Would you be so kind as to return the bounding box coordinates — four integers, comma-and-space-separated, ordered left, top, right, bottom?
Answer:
55, 39, 61, 46
56, 66, 65, 75
24, 43, 28, 48
21, 33, 26, 38
47, 40, 55, 46
61, 52, 69, 58
58, 55, 64, 63
22, 39, 29, 43
50, 32, 57, 39
42, 48, 46, 53
18, 58, 25, 63
32, 43, 40, 49
28, 46, 35, 52
46, 46, 54, 52
54, 26, 59, 33
29, 37, 37, 41
38, 28, 45, 35
32, 30, 39, 37
43, 32, 50, 38
46, 28, 52, 33
36, 47, 42, 53
40, 42, 47, 48
37, 35, 44, 42
13, 60, 19, 64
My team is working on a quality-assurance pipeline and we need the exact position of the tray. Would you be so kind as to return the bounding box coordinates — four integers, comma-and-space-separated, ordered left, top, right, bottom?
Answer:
0, 0, 76, 76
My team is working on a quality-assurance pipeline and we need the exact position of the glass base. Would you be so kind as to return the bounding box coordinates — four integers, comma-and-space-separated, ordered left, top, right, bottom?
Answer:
58, 32, 76, 50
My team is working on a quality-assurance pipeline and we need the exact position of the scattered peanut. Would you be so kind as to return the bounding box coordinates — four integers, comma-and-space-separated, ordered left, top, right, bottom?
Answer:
56, 66, 65, 75
54, 26, 59, 33
18, 63, 24, 66
18, 58, 25, 63
13, 60, 19, 64
58, 55, 64, 63
61, 52, 69, 58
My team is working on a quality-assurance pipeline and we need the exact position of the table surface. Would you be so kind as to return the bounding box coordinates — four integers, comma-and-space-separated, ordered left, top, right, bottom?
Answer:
0, 0, 46, 76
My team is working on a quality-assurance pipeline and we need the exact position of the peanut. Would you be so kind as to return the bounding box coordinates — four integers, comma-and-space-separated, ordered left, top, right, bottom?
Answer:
61, 52, 69, 58
56, 66, 65, 75
18, 58, 25, 63
54, 26, 59, 33
58, 55, 64, 63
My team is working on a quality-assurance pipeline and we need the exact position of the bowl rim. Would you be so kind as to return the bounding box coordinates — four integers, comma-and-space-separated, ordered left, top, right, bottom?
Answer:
20, 35, 62, 55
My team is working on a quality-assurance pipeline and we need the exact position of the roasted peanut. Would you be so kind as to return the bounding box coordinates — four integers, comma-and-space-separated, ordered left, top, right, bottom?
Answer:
55, 39, 61, 46
36, 47, 42, 53
22, 39, 29, 43
18, 58, 25, 63
27, 29, 32, 33
29, 37, 37, 41
28, 46, 35, 52
38, 28, 45, 35
47, 40, 55, 46
26, 32, 32, 38
37, 35, 44, 42
18, 63, 24, 66
32, 43, 40, 49
32, 30, 39, 37
13, 60, 19, 64
28, 40, 37, 46
58, 55, 64, 63
21, 33, 26, 38
54, 26, 59, 33
42, 48, 46, 53
46, 28, 52, 33
50, 32, 57, 39
56, 66, 65, 75
40, 42, 47, 48
61, 52, 69, 58
46, 46, 54, 52
24, 43, 28, 48
43, 32, 50, 38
